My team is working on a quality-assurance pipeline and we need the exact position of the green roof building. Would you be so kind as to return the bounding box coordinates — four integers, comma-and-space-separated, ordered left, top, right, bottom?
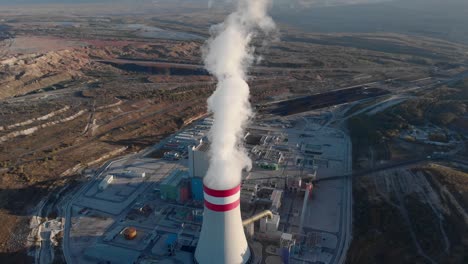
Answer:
160, 170, 187, 201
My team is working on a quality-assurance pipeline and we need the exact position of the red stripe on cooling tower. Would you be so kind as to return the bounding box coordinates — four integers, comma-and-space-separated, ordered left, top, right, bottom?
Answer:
204, 199, 240, 212
203, 184, 241, 197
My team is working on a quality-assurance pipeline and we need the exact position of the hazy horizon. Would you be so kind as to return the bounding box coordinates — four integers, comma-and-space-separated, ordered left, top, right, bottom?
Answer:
0, 0, 467, 44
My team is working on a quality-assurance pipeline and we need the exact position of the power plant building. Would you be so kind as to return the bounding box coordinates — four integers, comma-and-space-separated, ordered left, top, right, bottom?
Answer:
165, 234, 178, 255
280, 233, 295, 264
188, 141, 210, 202
163, 151, 180, 160
270, 189, 283, 212
160, 170, 188, 201
188, 141, 210, 179
179, 181, 190, 203
191, 177, 204, 201
192, 209, 203, 222
121, 170, 146, 178
98, 175, 114, 191
260, 213, 280, 233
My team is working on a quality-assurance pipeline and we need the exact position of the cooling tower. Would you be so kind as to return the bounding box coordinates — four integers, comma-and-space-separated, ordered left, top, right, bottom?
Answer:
195, 184, 251, 264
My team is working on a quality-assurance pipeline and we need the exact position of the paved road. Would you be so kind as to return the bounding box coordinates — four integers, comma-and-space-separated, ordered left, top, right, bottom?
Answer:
333, 130, 353, 264
0, 83, 88, 104
315, 155, 466, 185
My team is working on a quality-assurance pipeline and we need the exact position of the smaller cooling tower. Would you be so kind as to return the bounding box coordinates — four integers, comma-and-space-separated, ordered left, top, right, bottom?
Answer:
195, 184, 251, 264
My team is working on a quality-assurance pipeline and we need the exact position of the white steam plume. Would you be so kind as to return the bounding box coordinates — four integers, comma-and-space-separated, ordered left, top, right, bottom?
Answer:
204, 0, 275, 190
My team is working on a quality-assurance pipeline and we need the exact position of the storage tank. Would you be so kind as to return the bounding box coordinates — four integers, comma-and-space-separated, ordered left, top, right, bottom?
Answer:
123, 227, 137, 240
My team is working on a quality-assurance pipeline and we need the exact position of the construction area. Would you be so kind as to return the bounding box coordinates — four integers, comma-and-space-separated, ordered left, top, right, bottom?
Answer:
60, 108, 352, 264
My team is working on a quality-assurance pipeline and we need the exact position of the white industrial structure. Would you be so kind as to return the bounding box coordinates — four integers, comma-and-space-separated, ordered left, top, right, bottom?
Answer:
98, 175, 114, 190
260, 213, 280, 233
299, 183, 313, 233
195, 183, 251, 264
122, 170, 146, 178
188, 140, 210, 178
270, 190, 283, 212
280, 233, 296, 250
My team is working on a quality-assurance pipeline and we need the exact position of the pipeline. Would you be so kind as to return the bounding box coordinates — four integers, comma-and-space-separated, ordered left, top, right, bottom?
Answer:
242, 210, 273, 226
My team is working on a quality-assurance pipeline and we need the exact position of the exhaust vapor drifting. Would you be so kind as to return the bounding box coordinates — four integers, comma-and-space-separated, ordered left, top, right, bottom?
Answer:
195, 2, 276, 263
204, 0, 276, 190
